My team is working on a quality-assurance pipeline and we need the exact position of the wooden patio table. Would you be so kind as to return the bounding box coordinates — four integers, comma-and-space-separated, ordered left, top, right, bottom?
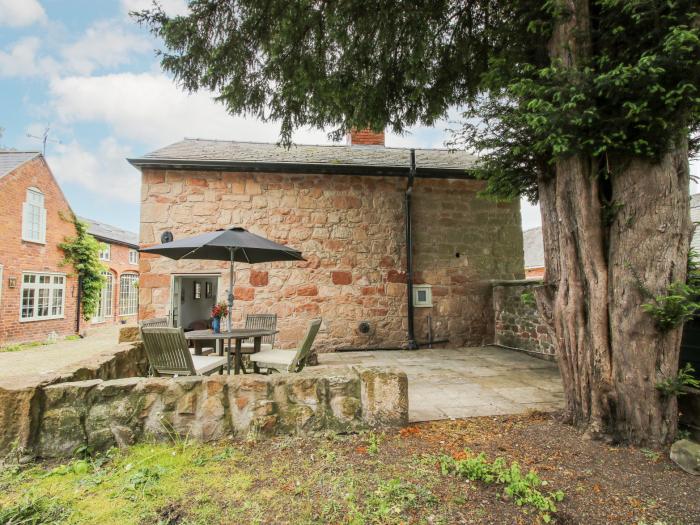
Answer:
185, 329, 278, 375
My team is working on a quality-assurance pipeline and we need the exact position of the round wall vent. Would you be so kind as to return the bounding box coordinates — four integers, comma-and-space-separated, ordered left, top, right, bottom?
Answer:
358, 321, 371, 334
161, 231, 174, 244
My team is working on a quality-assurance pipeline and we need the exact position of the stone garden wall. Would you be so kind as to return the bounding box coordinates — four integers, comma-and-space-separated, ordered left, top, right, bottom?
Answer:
492, 280, 556, 359
0, 340, 148, 456
3, 363, 408, 459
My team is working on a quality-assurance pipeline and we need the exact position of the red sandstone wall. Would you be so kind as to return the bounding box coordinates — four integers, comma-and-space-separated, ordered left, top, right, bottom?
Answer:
139, 170, 524, 351
0, 157, 79, 345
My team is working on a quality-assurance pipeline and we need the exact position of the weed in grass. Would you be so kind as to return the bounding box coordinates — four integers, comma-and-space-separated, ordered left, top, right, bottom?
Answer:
349, 478, 437, 524
641, 448, 661, 462
0, 339, 61, 352
439, 450, 564, 523
0, 495, 70, 524
124, 464, 167, 499
191, 446, 236, 467
367, 432, 381, 456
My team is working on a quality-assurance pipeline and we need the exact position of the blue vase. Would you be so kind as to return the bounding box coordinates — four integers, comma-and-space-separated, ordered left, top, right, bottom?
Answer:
212, 317, 220, 333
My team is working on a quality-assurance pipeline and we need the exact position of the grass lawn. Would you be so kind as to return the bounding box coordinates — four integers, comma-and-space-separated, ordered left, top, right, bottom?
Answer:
0, 413, 696, 525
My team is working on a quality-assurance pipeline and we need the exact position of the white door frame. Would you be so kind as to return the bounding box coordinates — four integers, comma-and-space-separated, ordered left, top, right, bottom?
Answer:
169, 273, 221, 328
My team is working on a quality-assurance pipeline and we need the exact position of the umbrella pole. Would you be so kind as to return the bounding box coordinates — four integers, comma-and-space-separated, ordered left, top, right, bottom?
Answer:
228, 247, 235, 333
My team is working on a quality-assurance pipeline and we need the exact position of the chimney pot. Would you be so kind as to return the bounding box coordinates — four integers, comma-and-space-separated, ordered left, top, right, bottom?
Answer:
347, 128, 385, 146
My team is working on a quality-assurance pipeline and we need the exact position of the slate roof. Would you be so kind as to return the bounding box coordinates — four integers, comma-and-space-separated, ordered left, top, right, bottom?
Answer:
0, 151, 40, 179
80, 216, 139, 248
523, 227, 544, 269
128, 138, 478, 178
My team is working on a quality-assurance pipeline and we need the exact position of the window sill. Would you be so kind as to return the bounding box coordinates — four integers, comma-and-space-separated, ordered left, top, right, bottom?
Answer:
19, 315, 65, 323
21, 238, 46, 245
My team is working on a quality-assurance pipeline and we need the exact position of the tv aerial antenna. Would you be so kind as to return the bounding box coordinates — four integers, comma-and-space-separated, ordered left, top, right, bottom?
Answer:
26, 125, 62, 155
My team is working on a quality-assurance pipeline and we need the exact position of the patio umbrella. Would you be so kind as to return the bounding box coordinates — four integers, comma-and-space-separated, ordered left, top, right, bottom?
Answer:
141, 227, 304, 331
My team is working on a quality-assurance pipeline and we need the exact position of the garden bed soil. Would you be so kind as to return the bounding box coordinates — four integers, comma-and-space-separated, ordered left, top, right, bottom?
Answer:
1, 412, 698, 524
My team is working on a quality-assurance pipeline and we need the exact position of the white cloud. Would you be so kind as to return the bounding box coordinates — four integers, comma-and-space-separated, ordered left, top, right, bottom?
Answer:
121, 0, 189, 17
60, 21, 152, 75
0, 37, 57, 77
49, 72, 330, 147
47, 138, 141, 203
0, 0, 46, 27
0, 18, 151, 78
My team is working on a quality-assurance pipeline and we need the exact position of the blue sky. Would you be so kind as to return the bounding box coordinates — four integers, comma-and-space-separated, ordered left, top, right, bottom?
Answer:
1, 1, 696, 236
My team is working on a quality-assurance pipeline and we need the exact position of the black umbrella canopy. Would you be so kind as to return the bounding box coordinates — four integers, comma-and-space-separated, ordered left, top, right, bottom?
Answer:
140, 227, 304, 263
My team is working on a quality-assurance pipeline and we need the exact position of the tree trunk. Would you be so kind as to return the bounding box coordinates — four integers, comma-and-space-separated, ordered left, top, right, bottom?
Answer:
536, 0, 692, 444
607, 147, 690, 443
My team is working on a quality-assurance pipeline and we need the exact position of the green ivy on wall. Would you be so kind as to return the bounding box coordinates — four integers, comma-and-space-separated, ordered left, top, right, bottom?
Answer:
59, 216, 106, 321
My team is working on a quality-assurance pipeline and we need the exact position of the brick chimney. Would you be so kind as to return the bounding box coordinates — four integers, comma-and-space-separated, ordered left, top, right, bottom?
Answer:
347, 128, 385, 146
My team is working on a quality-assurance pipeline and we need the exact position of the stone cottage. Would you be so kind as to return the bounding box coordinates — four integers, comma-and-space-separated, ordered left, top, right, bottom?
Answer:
130, 131, 524, 352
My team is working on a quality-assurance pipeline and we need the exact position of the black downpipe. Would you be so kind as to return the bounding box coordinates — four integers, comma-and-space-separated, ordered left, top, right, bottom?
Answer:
405, 149, 419, 350
75, 275, 82, 334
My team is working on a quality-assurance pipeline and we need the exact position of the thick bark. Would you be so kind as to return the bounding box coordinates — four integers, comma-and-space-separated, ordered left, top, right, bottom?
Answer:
607, 147, 690, 443
536, 0, 692, 444
538, 158, 612, 435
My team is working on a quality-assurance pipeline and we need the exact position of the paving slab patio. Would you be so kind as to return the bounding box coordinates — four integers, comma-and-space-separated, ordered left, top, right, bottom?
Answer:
317, 346, 564, 423
0, 326, 130, 390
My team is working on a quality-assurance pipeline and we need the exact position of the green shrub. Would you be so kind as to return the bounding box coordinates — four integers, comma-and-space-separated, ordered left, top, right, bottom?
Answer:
59, 217, 106, 321
520, 291, 536, 306
656, 363, 700, 397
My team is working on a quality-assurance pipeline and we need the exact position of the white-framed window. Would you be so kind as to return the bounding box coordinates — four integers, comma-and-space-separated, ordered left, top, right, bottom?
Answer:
98, 243, 111, 261
128, 249, 139, 265
22, 187, 46, 244
119, 273, 138, 316
20, 272, 65, 321
413, 284, 433, 308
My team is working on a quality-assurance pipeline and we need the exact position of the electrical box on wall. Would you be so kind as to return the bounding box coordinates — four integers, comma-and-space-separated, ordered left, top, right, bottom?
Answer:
413, 284, 433, 307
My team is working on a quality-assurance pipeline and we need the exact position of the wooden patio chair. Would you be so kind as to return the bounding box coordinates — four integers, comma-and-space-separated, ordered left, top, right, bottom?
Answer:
139, 317, 170, 328
241, 314, 277, 353
249, 319, 322, 373
140, 317, 214, 355
140, 326, 227, 376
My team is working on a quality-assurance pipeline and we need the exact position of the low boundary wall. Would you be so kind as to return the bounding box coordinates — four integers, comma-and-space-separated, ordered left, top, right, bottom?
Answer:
492, 280, 556, 360
2, 358, 408, 458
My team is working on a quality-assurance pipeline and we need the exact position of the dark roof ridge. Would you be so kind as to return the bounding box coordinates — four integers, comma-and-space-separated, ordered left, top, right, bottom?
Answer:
180, 136, 469, 153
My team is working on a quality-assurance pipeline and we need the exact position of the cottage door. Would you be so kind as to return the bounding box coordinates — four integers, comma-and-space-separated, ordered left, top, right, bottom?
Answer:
170, 276, 181, 327
92, 271, 113, 323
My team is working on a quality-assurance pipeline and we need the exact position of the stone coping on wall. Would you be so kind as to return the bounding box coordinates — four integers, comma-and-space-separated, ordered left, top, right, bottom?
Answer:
490, 278, 545, 287
3, 365, 408, 459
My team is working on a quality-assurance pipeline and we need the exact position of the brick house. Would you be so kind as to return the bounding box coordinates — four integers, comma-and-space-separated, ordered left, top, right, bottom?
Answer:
80, 218, 140, 330
130, 131, 524, 352
0, 151, 79, 345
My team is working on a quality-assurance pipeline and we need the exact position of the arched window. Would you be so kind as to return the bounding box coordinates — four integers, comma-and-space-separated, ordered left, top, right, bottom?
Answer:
119, 273, 139, 316
22, 187, 46, 243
